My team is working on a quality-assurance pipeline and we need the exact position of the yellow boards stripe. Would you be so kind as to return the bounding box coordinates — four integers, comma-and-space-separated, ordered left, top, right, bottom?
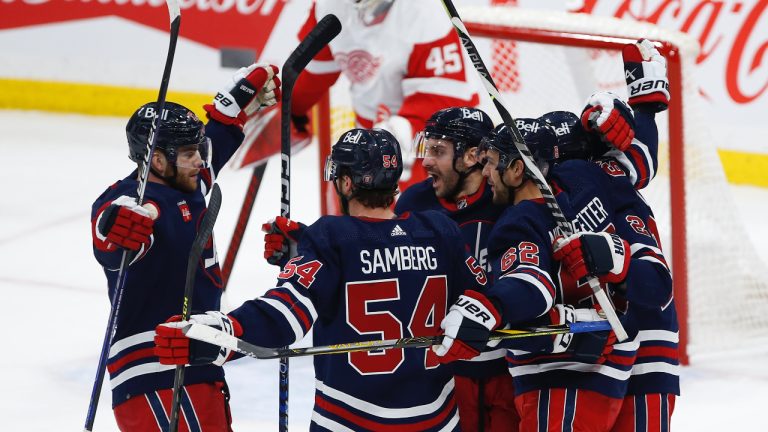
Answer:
718, 149, 768, 188
0, 78, 209, 120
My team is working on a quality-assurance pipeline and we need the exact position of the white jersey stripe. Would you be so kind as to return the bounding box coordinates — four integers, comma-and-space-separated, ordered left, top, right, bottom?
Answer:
315, 378, 454, 419
306, 59, 341, 74
636, 329, 679, 343
500, 271, 555, 315
281, 281, 319, 321
402, 77, 476, 100
259, 297, 305, 343
632, 362, 680, 376
109, 330, 155, 358
510, 361, 632, 381
110, 362, 175, 389
311, 411, 357, 432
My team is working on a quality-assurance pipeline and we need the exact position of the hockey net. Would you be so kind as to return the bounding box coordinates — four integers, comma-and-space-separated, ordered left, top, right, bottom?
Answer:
317, 6, 768, 363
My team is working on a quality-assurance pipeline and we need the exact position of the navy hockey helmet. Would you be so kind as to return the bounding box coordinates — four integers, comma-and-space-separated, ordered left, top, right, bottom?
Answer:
479, 119, 557, 176
415, 107, 494, 158
536, 111, 595, 163
324, 128, 403, 191
126, 101, 207, 165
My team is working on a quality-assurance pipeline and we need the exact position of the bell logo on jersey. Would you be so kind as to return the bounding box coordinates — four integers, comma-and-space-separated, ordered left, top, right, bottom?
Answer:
343, 130, 363, 144
177, 200, 192, 223
460, 108, 483, 122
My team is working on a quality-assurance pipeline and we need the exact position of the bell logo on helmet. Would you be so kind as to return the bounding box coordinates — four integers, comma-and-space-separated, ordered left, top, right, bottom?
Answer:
551, 121, 572, 137
460, 108, 483, 121
343, 130, 363, 144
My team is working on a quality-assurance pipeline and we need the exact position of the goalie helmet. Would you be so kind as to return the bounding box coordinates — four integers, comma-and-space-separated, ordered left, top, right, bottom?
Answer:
414, 107, 494, 159
126, 101, 207, 165
324, 128, 403, 191
349, 0, 395, 25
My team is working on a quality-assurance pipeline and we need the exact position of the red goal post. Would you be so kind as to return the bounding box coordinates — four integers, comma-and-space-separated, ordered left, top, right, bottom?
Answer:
317, 7, 768, 365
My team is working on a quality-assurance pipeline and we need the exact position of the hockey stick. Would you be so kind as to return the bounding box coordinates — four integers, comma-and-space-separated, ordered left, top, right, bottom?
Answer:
183, 320, 611, 360
83, 2, 181, 430
221, 162, 267, 289
168, 183, 223, 432
277, 14, 341, 432
439, 0, 627, 341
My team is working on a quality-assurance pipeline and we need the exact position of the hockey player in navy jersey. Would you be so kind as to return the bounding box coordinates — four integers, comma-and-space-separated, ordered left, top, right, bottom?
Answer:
91, 63, 280, 431
544, 103, 679, 431
155, 128, 490, 431
396, 106, 518, 432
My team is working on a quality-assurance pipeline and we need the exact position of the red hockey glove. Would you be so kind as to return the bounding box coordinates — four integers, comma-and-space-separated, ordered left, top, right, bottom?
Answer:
581, 92, 636, 152
96, 195, 156, 251
433, 290, 501, 363
548, 304, 616, 363
623, 39, 669, 112
204, 63, 281, 127
154, 311, 243, 366
553, 232, 631, 284
261, 216, 307, 267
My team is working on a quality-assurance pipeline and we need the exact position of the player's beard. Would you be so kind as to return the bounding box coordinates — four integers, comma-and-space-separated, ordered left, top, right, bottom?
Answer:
169, 166, 199, 193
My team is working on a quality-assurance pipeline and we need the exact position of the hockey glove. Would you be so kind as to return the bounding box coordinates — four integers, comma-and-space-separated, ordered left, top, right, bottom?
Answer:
581, 92, 636, 152
433, 290, 501, 363
548, 304, 616, 363
553, 232, 631, 284
623, 39, 669, 112
154, 311, 243, 366
261, 216, 307, 267
204, 63, 281, 127
96, 195, 156, 251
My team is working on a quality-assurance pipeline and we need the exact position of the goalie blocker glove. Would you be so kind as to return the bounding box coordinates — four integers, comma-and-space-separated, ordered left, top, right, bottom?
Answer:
623, 39, 670, 112
154, 311, 243, 366
433, 290, 501, 363
549, 304, 617, 363
262, 216, 307, 267
96, 195, 156, 251
581, 92, 636, 152
204, 64, 281, 128
553, 232, 631, 284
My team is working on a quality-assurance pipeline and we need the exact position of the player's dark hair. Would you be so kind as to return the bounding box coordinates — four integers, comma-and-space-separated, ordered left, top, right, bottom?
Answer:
337, 167, 399, 209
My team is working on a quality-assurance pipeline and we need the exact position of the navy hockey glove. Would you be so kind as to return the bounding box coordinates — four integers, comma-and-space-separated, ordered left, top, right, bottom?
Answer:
548, 304, 616, 363
262, 216, 307, 267
554, 232, 631, 284
96, 195, 157, 251
154, 311, 243, 366
433, 290, 501, 363
623, 39, 669, 112
581, 92, 636, 152
204, 63, 281, 127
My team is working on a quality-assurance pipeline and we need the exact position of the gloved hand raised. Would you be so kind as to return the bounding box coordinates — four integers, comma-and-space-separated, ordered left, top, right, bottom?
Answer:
581, 92, 636, 152
623, 39, 670, 112
154, 311, 242, 366
262, 216, 307, 267
96, 195, 157, 251
204, 64, 281, 127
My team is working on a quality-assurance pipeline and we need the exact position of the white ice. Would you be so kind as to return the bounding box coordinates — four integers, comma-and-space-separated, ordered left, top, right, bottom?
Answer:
0, 110, 765, 431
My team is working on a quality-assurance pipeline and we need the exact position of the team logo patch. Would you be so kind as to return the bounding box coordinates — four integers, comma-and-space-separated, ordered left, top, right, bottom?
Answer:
177, 200, 192, 223
337, 50, 381, 84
